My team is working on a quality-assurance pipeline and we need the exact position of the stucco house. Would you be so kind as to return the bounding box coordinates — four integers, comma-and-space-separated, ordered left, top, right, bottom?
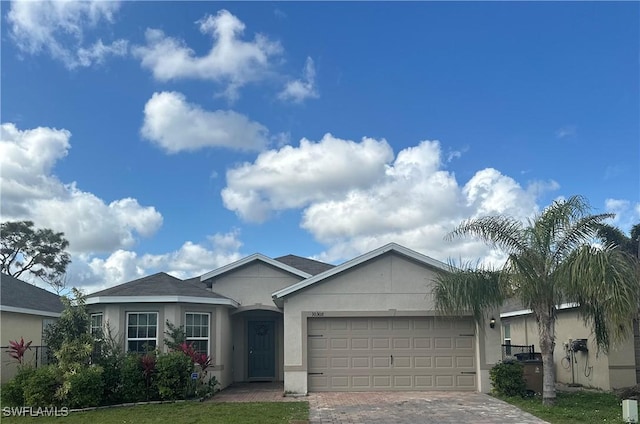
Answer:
86, 243, 502, 394
500, 301, 640, 390
0, 273, 64, 383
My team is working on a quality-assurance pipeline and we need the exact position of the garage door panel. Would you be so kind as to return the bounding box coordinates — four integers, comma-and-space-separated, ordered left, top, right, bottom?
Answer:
456, 337, 473, 349
373, 375, 391, 388
393, 338, 411, 349
393, 356, 411, 367
434, 337, 453, 349
372, 356, 391, 367
352, 338, 369, 349
414, 337, 431, 349
330, 338, 349, 349
308, 317, 476, 391
414, 356, 432, 368
352, 376, 371, 387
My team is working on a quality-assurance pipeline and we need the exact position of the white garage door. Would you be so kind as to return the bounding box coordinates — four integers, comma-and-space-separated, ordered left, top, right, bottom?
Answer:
307, 316, 476, 391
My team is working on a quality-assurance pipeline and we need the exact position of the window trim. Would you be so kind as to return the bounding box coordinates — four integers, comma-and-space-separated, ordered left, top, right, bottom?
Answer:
126, 311, 159, 353
90, 313, 104, 338
185, 312, 210, 356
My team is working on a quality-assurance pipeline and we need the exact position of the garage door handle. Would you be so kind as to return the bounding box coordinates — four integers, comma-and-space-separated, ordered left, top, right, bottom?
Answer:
460, 371, 476, 375
390, 355, 393, 365
308, 372, 324, 375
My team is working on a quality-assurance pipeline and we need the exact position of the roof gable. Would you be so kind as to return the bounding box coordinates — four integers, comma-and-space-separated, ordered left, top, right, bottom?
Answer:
0, 273, 63, 316
200, 253, 312, 282
272, 243, 450, 299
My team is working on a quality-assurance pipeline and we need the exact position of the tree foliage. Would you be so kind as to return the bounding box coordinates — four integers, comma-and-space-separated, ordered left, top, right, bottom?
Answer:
434, 195, 640, 406
0, 220, 71, 291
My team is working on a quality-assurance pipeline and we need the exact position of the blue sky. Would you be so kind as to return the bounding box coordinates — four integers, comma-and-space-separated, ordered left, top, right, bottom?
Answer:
1, 1, 638, 293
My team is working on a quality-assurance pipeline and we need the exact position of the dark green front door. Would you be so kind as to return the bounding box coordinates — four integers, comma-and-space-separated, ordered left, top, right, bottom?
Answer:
248, 320, 275, 380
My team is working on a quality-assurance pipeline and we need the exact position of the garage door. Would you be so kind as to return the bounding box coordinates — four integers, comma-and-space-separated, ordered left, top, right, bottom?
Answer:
307, 316, 476, 391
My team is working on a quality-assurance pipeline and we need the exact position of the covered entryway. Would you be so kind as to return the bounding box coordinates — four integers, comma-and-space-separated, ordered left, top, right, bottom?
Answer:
307, 316, 477, 391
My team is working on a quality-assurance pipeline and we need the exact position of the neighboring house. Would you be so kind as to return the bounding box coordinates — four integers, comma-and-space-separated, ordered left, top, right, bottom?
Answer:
500, 301, 639, 390
0, 273, 64, 383
86, 243, 502, 394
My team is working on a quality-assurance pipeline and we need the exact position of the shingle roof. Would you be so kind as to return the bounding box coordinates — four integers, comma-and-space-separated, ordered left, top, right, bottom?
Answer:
274, 255, 335, 276
0, 273, 63, 314
87, 272, 230, 299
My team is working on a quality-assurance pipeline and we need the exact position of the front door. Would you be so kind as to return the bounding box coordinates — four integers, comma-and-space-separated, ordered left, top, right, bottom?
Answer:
248, 320, 275, 380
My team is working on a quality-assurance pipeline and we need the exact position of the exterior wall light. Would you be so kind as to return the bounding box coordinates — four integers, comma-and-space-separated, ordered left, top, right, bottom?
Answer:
489, 317, 496, 329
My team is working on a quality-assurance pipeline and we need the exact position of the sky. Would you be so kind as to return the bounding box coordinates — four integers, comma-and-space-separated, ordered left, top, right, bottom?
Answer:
1, 1, 639, 294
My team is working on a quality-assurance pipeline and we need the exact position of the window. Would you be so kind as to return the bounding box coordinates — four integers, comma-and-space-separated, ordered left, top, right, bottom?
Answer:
90, 313, 104, 339
42, 318, 56, 340
186, 313, 210, 356
503, 324, 512, 355
127, 312, 158, 353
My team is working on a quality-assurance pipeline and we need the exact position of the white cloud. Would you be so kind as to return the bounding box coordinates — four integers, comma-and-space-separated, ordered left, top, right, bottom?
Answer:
133, 9, 282, 101
604, 198, 640, 232
0, 123, 162, 255
7, 0, 127, 69
221, 133, 394, 222
221, 135, 553, 264
555, 125, 577, 139
279, 57, 319, 103
80, 231, 244, 292
141, 91, 269, 153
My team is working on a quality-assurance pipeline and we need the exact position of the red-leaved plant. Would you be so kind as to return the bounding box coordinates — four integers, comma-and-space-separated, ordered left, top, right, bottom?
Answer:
179, 341, 211, 371
7, 337, 32, 365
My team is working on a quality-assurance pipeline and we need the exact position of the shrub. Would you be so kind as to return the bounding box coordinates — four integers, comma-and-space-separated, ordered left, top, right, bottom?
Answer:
119, 353, 148, 403
64, 366, 104, 408
490, 360, 526, 397
23, 365, 61, 407
1, 366, 36, 406
155, 352, 194, 400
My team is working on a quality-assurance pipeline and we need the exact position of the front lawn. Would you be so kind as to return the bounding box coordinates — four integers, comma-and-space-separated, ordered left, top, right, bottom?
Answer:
498, 391, 625, 424
1, 401, 309, 424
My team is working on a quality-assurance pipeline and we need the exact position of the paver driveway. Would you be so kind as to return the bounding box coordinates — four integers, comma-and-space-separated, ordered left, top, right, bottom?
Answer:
307, 391, 549, 424
212, 383, 548, 424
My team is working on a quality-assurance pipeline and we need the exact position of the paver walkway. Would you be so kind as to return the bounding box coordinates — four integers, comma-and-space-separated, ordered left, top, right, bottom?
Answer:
210, 383, 549, 423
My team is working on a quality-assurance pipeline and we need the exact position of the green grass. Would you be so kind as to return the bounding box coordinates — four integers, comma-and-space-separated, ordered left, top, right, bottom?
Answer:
497, 391, 625, 424
0, 401, 309, 424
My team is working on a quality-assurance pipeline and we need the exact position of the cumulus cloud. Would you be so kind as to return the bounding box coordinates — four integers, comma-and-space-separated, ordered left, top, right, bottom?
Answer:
80, 231, 244, 292
7, 0, 127, 69
221, 134, 394, 222
141, 91, 270, 153
221, 135, 558, 264
604, 198, 640, 232
133, 9, 282, 101
279, 57, 319, 103
0, 123, 162, 255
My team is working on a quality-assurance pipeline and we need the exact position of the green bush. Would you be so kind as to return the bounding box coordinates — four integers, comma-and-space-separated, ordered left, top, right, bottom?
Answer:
1, 366, 36, 406
23, 365, 62, 407
64, 366, 104, 408
490, 360, 526, 397
98, 353, 123, 405
119, 353, 148, 403
155, 352, 193, 400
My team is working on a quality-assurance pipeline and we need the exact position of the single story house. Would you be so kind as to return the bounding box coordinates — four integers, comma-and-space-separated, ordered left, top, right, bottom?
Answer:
0, 273, 64, 383
500, 301, 640, 390
86, 243, 502, 394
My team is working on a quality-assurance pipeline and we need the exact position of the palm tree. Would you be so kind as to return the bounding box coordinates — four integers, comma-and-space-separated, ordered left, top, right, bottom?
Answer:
434, 196, 639, 406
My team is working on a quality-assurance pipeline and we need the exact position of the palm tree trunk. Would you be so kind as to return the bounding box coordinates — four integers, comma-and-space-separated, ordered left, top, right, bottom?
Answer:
538, 312, 557, 406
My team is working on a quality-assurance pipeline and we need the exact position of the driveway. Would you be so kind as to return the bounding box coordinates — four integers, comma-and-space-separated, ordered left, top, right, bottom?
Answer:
307, 391, 548, 424
212, 383, 548, 423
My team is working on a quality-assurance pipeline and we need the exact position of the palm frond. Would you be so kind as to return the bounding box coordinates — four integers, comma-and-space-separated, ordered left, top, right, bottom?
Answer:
559, 245, 640, 352
433, 264, 507, 324
446, 216, 526, 254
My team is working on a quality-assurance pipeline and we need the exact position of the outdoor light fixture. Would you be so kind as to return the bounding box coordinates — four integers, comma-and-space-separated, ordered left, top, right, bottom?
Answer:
489, 317, 496, 329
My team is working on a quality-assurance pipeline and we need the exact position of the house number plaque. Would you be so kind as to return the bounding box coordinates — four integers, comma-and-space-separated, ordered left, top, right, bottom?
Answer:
311, 312, 324, 317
